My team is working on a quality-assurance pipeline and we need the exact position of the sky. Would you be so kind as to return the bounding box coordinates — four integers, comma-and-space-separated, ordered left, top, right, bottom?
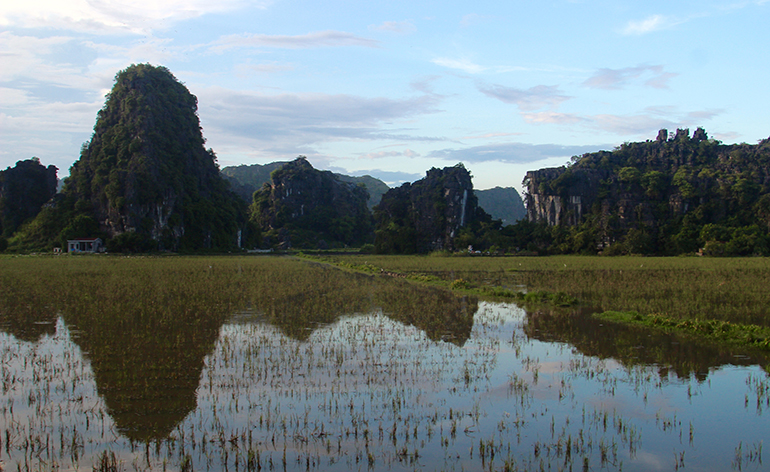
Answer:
2, 0, 769, 193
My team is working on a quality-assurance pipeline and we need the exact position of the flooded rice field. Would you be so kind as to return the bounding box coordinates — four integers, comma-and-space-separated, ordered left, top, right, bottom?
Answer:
0, 256, 768, 471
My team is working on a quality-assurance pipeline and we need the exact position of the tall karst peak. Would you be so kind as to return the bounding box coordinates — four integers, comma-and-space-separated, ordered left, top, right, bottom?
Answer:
63, 63, 244, 251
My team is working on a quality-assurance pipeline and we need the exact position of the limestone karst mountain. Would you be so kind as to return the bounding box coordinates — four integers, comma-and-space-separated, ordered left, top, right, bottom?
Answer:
14, 64, 247, 252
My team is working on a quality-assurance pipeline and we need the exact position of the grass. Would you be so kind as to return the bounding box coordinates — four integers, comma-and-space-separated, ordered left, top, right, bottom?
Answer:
596, 311, 770, 351
309, 254, 770, 327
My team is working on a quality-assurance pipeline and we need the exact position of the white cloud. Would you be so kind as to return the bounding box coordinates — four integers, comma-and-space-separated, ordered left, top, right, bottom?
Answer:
622, 14, 675, 35
342, 169, 422, 186
583, 65, 677, 90
369, 20, 416, 34
234, 62, 295, 76
210, 31, 380, 52
686, 109, 723, 121
461, 132, 523, 140
591, 113, 678, 135
460, 14, 489, 27
522, 112, 585, 125
0, 0, 261, 34
478, 84, 571, 111
195, 86, 443, 160
432, 57, 486, 74
428, 142, 607, 164
358, 148, 421, 160
645, 72, 677, 89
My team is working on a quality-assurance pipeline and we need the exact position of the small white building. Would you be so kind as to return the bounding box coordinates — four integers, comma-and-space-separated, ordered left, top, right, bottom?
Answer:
67, 238, 104, 253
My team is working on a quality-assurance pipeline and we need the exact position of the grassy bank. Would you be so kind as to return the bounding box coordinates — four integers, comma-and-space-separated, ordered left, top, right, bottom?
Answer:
596, 311, 770, 351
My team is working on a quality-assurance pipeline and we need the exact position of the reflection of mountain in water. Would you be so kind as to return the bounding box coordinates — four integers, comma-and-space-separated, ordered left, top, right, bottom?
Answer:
0, 307, 57, 343
68, 306, 226, 441
0, 258, 476, 442
524, 308, 770, 380
252, 267, 476, 345
0, 276, 58, 342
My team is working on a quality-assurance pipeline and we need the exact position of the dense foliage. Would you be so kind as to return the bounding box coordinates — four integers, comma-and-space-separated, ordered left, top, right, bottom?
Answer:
521, 128, 770, 255
374, 164, 496, 253
11, 64, 247, 252
224, 162, 390, 210
249, 157, 373, 249
0, 158, 58, 241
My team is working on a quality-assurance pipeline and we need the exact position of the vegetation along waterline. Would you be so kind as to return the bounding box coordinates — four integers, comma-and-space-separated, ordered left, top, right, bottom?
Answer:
1, 254, 769, 471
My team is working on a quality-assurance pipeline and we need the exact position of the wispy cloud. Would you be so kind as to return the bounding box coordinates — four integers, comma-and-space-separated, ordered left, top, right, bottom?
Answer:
369, 20, 416, 34
521, 112, 586, 125
519, 105, 719, 139
622, 14, 677, 35
428, 142, 607, 164
0, 0, 261, 34
432, 57, 486, 74
477, 84, 571, 111
410, 76, 442, 95
210, 31, 380, 52
234, 62, 294, 76
359, 149, 421, 160
196, 87, 443, 159
583, 65, 677, 90
645, 72, 677, 89
340, 168, 423, 186
460, 14, 489, 27
592, 113, 679, 135
686, 109, 723, 121
461, 132, 523, 140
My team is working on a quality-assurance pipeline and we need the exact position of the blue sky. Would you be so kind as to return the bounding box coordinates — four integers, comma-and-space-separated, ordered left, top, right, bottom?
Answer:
1, 0, 768, 192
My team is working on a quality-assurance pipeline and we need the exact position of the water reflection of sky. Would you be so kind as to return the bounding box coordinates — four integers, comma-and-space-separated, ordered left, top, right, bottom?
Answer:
0, 302, 767, 471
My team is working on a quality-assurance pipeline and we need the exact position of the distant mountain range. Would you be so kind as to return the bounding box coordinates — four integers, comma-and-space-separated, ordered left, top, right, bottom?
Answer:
475, 187, 527, 225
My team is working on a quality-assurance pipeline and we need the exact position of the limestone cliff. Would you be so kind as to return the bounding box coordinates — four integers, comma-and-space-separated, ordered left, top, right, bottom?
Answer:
374, 164, 483, 253
223, 162, 389, 210
250, 157, 372, 248
58, 64, 245, 251
523, 128, 770, 255
0, 158, 58, 238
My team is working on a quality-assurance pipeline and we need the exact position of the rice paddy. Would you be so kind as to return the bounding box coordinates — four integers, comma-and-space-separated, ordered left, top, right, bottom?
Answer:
0, 255, 768, 471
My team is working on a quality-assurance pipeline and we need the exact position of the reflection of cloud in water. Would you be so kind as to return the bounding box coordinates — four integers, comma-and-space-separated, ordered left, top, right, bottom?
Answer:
3, 283, 769, 471
632, 451, 667, 470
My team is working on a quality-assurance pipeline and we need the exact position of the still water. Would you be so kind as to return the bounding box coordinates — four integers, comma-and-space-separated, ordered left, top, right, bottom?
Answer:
1, 294, 767, 471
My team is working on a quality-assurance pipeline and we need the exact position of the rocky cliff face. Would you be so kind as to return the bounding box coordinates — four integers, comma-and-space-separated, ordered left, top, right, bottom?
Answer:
374, 164, 481, 253
250, 157, 372, 248
523, 128, 770, 254
0, 158, 58, 238
62, 64, 244, 251
525, 167, 608, 226
223, 162, 389, 210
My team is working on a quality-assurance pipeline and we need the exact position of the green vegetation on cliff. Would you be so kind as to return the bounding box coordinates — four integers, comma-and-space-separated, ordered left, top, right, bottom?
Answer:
11, 64, 247, 252
223, 162, 389, 210
373, 164, 499, 253
0, 158, 58, 241
249, 157, 373, 249
521, 128, 770, 255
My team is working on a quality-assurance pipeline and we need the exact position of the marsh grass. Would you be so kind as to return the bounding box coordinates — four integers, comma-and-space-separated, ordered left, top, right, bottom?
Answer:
314, 254, 770, 326
597, 311, 770, 351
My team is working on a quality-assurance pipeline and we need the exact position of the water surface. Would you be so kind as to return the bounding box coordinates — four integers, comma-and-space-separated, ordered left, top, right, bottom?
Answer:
0, 258, 767, 471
